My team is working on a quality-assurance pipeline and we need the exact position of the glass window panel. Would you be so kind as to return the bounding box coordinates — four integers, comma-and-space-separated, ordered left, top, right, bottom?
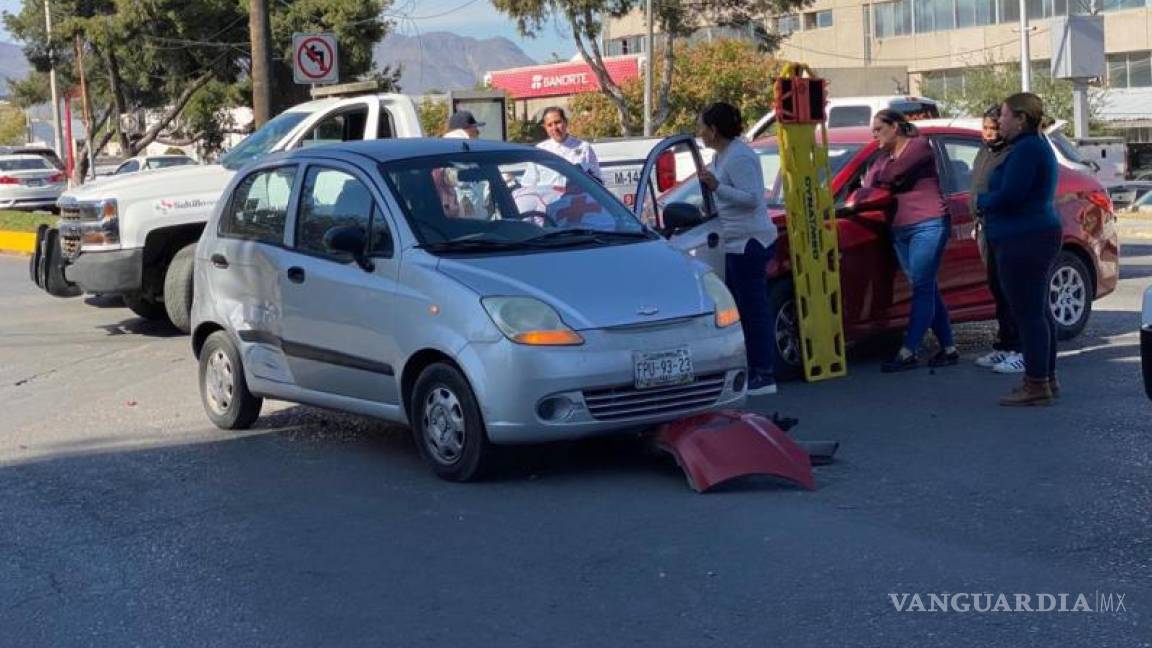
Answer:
999, 0, 1019, 22
1130, 54, 1152, 87
1108, 55, 1129, 87
935, 0, 956, 30
897, 0, 914, 34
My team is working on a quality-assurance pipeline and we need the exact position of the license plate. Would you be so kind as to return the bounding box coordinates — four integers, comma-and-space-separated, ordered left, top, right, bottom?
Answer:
613, 169, 643, 185
24, 179, 43, 187
634, 348, 694, 390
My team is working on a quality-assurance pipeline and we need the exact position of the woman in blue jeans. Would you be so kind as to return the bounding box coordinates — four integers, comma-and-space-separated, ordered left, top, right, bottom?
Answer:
977, 93, 1062, 406
697, 102, 779, 395
860, 110, 957, 372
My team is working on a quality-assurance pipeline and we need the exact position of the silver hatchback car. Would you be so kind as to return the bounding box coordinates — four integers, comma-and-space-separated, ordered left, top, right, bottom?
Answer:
191, 139, 747, 480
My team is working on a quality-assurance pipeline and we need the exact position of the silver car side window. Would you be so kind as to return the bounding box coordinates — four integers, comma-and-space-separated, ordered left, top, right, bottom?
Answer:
220, 166, 296, 245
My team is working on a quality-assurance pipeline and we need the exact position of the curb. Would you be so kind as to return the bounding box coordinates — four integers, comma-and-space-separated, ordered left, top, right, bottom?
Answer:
0, 230, 36, 255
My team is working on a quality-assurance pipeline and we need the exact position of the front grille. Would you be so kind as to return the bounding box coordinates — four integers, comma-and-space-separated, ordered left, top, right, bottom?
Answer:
583, 372, 727, 421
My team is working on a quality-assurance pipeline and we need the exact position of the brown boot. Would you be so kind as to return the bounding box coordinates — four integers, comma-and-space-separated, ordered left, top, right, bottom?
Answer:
1048, 374, 1060, 398
999, 377, 1055, 407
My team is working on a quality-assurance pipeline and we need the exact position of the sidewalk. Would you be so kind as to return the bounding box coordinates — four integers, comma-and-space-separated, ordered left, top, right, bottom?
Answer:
1118, 211, 1152, 240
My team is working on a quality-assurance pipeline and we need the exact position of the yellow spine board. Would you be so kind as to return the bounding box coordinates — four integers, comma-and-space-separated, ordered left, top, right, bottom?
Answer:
777, 66, 847, 381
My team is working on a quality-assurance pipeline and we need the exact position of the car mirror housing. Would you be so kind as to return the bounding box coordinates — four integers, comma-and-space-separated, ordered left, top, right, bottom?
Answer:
661, 201, 705, 234
323, 225, 374, 272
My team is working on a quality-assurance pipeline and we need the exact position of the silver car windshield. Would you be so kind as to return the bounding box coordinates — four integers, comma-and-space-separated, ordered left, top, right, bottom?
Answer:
381, 151, 652, 254
220, 110, 310, 171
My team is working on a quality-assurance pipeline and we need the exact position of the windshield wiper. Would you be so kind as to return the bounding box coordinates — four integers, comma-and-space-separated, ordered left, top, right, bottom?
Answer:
417, 238, 535, 253
525, 228, 652, 246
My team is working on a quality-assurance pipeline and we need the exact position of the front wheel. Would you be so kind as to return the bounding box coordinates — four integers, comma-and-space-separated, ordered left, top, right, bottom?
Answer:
163, 243, 196, 334
1049, 250, 1094, 341
199, 331, 262, 430
767, 280, 803, 381
411, 363, 494, 482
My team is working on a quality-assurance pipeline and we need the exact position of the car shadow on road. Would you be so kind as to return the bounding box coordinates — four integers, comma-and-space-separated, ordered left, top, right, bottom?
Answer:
82, 295, 125, 309
96, 317, 184, 338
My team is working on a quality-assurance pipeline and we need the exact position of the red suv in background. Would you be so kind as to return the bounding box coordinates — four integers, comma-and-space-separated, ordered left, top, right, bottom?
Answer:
653, 126, 1120, 376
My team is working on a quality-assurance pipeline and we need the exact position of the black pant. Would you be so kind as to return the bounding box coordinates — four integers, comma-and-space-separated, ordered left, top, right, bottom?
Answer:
980, 232, 1020, 352
994, 228, 1061, 380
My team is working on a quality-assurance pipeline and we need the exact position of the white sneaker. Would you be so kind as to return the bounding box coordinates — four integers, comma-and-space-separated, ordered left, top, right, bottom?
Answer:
992, 352, 1026, 374
976, 350, 1009, 368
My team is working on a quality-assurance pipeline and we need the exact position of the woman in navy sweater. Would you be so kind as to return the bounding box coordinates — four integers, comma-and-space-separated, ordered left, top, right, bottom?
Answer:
976, 93, 1062, 406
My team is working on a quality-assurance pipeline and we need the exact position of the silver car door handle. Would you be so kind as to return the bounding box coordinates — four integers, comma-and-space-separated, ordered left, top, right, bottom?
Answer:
210, 253, 229, 269
286, 266, 306, 284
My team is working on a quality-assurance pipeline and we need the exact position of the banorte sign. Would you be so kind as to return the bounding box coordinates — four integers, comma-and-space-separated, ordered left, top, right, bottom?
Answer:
488, 56, 641, 99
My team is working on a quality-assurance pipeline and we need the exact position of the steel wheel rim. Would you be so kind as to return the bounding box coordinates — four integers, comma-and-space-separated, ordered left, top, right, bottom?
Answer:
422, 385, 466, 465
776, 298, 802, 367
205, 349, 235, 415
1049, 265, 1087, 327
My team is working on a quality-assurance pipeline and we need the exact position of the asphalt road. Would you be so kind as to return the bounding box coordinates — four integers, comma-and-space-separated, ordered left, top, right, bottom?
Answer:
0, 245, 1149, 647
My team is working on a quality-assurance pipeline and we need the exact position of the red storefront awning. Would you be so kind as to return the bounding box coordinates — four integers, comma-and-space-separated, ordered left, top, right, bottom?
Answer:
487, 56, 641, 99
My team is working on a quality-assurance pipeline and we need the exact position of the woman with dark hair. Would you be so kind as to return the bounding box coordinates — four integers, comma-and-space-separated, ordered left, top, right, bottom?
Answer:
861, 109, 956, 372
522, 106, 601, 187
697, 101, 779, 395
970, 105, 1022, 374
977, 92, 1061, 406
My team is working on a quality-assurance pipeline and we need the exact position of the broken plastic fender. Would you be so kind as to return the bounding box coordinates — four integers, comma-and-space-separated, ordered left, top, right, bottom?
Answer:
655, 411, 816, 493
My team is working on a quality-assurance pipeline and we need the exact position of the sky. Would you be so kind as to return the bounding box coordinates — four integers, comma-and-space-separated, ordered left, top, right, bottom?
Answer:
0, 0, 573, 64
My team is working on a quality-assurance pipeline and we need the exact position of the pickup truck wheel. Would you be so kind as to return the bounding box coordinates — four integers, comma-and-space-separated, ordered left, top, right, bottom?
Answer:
199, 331, 262, 430
1049, 251, 1093, 341
411, 363, 494, 482
768, 280, 803, 381
122, 292, 168, 322
164, 243, 196, 334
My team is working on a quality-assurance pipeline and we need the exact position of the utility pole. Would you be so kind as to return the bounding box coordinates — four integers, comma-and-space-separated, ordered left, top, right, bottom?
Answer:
1019, 0, 1032, 92
249, 0, 273, 127
44, 0, 64, 156
643, 0, 654, 137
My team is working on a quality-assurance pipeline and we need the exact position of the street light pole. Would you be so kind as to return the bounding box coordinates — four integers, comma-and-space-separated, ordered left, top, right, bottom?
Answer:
44, 0, 64, 155
643, 0, 653, 137
1019, 0, 1032, 92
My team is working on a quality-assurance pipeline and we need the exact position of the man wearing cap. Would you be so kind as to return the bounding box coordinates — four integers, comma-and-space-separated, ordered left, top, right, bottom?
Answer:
444, 110, 483, 140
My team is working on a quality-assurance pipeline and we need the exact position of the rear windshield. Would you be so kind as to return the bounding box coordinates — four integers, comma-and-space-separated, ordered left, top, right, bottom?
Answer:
0, 158, 52, 171
148, 157, 196, 169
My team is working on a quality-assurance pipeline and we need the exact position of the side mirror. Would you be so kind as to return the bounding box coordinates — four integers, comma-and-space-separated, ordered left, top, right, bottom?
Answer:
844, 187, 894, 215
661, 201, 704, 233
324, 225, 374, 272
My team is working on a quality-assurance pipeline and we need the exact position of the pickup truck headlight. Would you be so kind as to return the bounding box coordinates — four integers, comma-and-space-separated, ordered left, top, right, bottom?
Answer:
703, 272, 740, 328
481, 296, 584, 346
60, 198, 120, 250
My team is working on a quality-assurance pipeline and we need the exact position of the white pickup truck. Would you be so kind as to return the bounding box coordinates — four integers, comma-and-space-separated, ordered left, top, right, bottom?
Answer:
31, 85, 423, 332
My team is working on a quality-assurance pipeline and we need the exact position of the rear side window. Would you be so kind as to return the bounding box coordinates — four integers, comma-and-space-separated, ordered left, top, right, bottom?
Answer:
299, 107, 369, 148
828, 106, 872, 128
220, 166, 296, 245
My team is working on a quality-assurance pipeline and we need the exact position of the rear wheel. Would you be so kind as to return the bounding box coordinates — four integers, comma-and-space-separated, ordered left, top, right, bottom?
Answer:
199, 331, 262, 430
411, 363, 494, 482
1048, 250, 1093, 340
163, 243, 196, 334
122, 292, 168, 321
767, 280, 803, 381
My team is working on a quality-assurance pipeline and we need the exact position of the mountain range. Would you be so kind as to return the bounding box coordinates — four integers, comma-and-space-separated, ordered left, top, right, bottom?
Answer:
0, 41, 31, 97
373, 31, 536, 95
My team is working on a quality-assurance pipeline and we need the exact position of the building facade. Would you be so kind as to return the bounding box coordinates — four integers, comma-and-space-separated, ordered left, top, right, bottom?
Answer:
604, 1, 1152, 142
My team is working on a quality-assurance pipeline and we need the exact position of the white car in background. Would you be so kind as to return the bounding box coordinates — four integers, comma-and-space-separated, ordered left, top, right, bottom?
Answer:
112, 154, 198, 175
0, 154, 67, 211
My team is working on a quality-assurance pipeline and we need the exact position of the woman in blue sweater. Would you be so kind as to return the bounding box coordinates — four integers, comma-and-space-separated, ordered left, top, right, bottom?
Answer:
976, 93, 1062, 406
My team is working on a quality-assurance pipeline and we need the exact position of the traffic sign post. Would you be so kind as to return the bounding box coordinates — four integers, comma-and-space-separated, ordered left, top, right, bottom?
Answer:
293, 32, 338, 85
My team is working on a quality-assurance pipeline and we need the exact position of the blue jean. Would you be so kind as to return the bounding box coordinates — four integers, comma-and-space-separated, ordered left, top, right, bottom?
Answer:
892, 217, 954, 352
994, 227, 1061, 380
726, 239, 776, 377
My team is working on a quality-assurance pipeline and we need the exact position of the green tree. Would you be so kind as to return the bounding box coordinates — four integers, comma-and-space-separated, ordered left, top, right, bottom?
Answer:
417, 95, 449, 137
568, 39, 779, 138
491, 0, 808, 135
0, 104, 28, 144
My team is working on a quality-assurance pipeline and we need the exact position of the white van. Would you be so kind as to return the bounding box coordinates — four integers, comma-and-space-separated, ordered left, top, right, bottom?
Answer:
742, 95, 941, 141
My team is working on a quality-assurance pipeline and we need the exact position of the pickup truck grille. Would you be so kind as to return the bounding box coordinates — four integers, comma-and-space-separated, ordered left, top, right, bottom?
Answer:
583, 373, 727, 421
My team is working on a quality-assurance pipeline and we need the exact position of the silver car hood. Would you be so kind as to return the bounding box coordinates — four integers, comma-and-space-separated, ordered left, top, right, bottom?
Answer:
436, 240, 712, 330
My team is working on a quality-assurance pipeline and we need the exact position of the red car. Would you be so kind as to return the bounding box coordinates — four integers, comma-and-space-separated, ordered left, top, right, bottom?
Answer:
648, 126, 1120, 376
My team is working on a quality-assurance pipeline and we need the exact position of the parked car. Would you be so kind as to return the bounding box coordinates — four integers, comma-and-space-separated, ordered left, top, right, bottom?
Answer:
1127, 191, 1152, 214
112, 154, 198, 175
1107, 181, 1152, 211
1142, 285, 1151, 399
0, 154, 67, 211
650, 126, 1120, 376
0, 145, 65, 171
192, 138, 748, 481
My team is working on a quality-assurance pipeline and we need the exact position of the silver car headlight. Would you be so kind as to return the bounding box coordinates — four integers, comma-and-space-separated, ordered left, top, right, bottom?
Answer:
702, 272, 740, 328
481, 296, 584, 346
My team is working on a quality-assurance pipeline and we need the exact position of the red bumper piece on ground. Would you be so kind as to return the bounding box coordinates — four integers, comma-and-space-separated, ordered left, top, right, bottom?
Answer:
655, 411, 816, 493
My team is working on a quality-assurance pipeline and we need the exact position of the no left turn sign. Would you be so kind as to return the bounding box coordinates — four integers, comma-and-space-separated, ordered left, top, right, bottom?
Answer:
293, 32, 339, 85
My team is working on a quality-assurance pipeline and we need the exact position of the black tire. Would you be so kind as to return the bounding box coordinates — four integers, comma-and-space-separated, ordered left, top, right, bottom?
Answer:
122, 292, 168, 321
410, 363, 494, 482
1048, 250, 1094, 341
163, 243, 196, 334
767, 280, 803, 381
198, 331, 262, 430
1141, 327, 1152, 401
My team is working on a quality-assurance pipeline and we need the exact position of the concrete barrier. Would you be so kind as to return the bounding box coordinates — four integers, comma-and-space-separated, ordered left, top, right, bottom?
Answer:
0, 230, 35, 254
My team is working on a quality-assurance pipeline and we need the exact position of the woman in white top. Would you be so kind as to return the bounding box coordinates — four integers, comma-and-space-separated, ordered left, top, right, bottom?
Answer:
521, 107, 601, 189
697, 102, 779, 395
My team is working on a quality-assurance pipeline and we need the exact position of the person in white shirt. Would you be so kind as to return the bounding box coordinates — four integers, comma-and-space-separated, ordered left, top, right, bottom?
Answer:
441, 111, 486, 216
521, 107, 601, 191
697, 101, 779, 396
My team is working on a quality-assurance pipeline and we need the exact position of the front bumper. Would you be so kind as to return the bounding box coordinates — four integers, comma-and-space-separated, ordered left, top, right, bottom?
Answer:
0, 185, 64, 210
63, 247, 143, 295
457, 315, 748, 444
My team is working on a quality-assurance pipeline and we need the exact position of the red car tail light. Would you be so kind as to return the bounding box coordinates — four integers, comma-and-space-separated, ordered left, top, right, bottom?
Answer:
656, 150, 676, 192
1084, 190, 1113, 214
0, 176, 18, 185
48, 172, 66, 183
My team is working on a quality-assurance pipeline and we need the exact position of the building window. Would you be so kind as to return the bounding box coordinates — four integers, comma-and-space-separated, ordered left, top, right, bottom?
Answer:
956, 0, 997, 27
606, 36, 646, 56
1099, 0, 1146, 11
915, 0, 957, 32
921, 69, 968, 96
804, 10, 834, 29
776, 14, 801, 35
874, 0, 912, 38
1108, 51, 1152, 88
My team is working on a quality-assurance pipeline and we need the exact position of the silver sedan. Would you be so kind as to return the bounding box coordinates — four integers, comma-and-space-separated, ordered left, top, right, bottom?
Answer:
0, 155, 66, 211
